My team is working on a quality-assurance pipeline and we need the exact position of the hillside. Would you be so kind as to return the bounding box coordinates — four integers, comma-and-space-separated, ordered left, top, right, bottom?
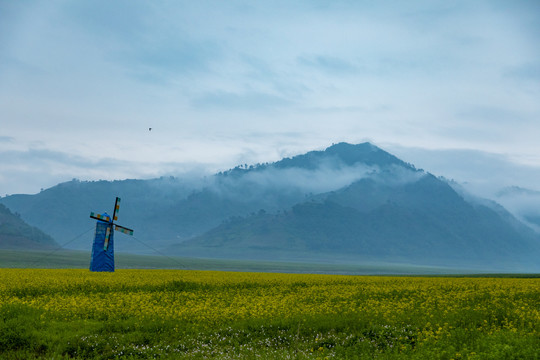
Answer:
0, 203, 58, 250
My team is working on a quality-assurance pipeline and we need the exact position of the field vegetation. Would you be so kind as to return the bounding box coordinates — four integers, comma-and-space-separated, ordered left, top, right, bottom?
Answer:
0, 269, 538, 359
0, 249, 478, 274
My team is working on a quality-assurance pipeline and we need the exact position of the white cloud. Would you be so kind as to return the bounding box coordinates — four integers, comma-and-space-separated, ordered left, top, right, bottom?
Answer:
1, 1, 539, 194
386, 145, 540, 196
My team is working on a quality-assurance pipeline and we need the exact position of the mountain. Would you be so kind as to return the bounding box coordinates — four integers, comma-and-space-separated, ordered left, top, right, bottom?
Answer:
0, 203, 58, 249
158, 143, 413, 241
0, 142, 405, 252
1, 142, 539, 271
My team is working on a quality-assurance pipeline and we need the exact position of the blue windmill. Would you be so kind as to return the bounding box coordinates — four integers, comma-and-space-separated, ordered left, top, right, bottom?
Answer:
89, 197, 134, 272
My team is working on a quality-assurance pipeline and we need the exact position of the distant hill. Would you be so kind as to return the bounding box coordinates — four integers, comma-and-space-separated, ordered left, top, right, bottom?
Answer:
0, 203, 58, 250
1, 142, 539, 271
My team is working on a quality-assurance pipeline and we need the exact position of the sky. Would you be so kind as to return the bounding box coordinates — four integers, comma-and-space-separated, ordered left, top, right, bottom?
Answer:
1, 0, 539, 196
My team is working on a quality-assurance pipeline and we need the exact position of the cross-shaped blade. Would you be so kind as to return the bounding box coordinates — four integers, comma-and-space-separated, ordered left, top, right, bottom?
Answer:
90, 197, 134, 253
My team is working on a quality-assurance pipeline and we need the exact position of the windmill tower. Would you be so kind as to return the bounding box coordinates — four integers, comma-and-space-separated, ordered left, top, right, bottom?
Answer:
89, 197, 134, 272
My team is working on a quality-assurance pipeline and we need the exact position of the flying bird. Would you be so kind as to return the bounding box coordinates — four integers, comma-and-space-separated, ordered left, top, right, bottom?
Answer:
149, 127, 152, 131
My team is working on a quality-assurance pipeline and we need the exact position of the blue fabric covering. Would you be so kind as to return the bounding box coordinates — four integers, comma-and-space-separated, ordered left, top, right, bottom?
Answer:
90, 215, 115, 272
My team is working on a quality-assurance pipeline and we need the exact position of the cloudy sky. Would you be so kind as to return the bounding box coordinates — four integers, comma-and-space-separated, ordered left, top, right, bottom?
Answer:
1, 0, 539, 196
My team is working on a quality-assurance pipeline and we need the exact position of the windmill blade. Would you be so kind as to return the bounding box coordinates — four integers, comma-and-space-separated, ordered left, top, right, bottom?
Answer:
115, 224, 134, 236
90, 212, 111, 222
113, 197, 121, 221
103, 225, 112, 251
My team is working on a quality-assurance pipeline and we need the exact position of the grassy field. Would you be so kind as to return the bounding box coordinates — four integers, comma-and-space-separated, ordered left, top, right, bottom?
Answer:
0, 269, 538, 359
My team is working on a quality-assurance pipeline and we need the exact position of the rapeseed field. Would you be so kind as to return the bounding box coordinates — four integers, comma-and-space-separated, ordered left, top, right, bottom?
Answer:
0, 269, 538, 359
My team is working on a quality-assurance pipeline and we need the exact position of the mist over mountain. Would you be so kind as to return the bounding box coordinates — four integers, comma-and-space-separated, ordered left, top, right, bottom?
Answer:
175, 172, 539, 271
149, 143, 410, 244
1, 142, 539, 271
492, 186, 540, 231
